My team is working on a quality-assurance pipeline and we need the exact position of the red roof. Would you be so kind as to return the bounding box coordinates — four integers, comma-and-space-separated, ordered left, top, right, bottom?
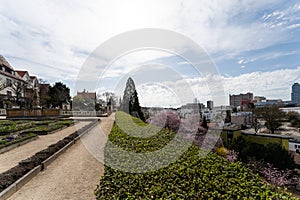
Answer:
77, 91, 96, 100
15, 70, 28, 78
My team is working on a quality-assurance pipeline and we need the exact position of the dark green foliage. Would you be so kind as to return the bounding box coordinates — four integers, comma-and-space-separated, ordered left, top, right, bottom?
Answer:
130, 90, 145, 122
48, 82, 71, 109
264, 143, 295, 169
95, 112, 296, 199
121, 77, 145, 121
230, 136, 295, 169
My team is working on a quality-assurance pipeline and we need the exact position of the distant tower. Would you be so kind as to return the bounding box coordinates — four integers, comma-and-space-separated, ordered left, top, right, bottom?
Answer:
207, 100, 213, 110
292, 83, 300, 103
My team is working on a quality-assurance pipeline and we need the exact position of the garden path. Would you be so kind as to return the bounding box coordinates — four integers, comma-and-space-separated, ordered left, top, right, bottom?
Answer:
0, 121, 90, 173
8, 113, 115, 200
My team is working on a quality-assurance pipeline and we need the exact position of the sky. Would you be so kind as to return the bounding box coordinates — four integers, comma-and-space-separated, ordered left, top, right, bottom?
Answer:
0, 0, 300, 107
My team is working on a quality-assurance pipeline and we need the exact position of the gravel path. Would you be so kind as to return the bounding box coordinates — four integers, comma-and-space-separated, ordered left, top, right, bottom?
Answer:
0, 121, 90, 174
8, 113, 115, 200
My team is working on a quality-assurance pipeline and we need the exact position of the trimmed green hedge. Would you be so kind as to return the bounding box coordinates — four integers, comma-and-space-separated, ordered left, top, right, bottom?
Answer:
230, 136, 295, 169
95, 112, 296, 199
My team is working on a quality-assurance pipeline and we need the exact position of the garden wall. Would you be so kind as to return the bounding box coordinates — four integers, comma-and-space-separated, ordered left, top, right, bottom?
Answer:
6, 109, 60, 118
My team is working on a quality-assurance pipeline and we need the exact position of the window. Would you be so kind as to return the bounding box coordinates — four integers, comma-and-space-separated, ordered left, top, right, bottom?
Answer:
7, 91, 12, 96
6, 78, 12, 87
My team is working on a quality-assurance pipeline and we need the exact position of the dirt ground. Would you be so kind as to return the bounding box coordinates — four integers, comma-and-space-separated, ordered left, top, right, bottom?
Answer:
0, 121, 90, 174
8, 113, 115, 200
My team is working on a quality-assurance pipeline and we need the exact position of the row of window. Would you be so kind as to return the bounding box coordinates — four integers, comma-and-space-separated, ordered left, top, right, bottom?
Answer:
294, 144, 300, 149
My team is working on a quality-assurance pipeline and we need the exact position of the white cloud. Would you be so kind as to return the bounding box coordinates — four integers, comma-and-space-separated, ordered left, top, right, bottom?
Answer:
0, 0, 299, 104
238, 59, 245, 64
133, 66, 300, 107
287, 23, 300, 29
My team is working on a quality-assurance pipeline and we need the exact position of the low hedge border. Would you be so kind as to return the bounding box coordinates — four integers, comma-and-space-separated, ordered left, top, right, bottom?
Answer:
0, 135, 38, 154
0, 134, 37, 152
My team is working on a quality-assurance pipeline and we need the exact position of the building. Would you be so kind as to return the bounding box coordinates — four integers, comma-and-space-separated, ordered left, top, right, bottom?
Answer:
292, 83, 300, 104
231, 112, 253, 128
15, 71, 40, 108
289, 138, 300, 153
178, 103, 203, 119
39, 83, 50, 108
0, 56, 27, 108
76, 89, 96, 102
229, 92, 253, 107
73, 89, 97, 111
207, 100, 214, 110
254, 96, 266, 102
0, 55, 41, 108
202, 106, 232, 122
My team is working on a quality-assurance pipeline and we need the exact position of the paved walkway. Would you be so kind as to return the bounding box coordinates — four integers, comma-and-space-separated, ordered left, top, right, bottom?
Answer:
8, 113, 115, 200
0, 121, 90, 174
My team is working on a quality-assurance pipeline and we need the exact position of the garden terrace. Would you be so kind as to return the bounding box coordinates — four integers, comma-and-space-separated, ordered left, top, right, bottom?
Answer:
0, 119, 98, 194
95, 112, 297, 199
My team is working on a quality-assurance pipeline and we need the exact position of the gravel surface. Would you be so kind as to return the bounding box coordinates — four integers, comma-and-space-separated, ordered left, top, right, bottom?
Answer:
8, 113, 115, 200
0, 122, 90, 174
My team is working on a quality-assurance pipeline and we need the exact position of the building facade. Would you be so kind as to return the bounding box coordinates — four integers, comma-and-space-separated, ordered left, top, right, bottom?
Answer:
0, 55, 41, 108
229, 92, 253, 107
292, 83, 300, 104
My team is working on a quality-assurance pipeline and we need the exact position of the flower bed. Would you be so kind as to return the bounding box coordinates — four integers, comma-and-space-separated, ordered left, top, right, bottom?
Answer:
0, 133, 37, 150
0, 120, 75, 149
95, 112, 296, 199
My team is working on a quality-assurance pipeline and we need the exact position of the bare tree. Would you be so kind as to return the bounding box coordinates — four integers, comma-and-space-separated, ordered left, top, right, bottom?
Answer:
254, 105, 286, 134
38, 78, 47, 84
10, 80, 27, 107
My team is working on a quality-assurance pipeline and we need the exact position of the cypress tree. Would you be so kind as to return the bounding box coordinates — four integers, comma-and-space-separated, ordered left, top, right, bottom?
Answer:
121, 77, 145, 121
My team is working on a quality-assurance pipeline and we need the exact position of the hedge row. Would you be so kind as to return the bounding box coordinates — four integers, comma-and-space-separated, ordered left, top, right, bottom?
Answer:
229, 136, 295, 169
95, 112, 296, 199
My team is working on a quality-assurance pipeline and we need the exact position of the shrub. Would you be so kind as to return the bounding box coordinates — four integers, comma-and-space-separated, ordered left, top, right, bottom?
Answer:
0, 139, 7, 145
230, 136, 295, 169
216, 146, 228, 156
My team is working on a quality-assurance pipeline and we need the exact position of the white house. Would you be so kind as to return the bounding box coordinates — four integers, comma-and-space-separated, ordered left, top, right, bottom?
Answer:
289, 138, 300, 153
0, 55, 26, 108
0, 55, 40, 108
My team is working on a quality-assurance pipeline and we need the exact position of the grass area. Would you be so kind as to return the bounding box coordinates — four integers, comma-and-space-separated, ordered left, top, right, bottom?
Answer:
95, 111, 297, 199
